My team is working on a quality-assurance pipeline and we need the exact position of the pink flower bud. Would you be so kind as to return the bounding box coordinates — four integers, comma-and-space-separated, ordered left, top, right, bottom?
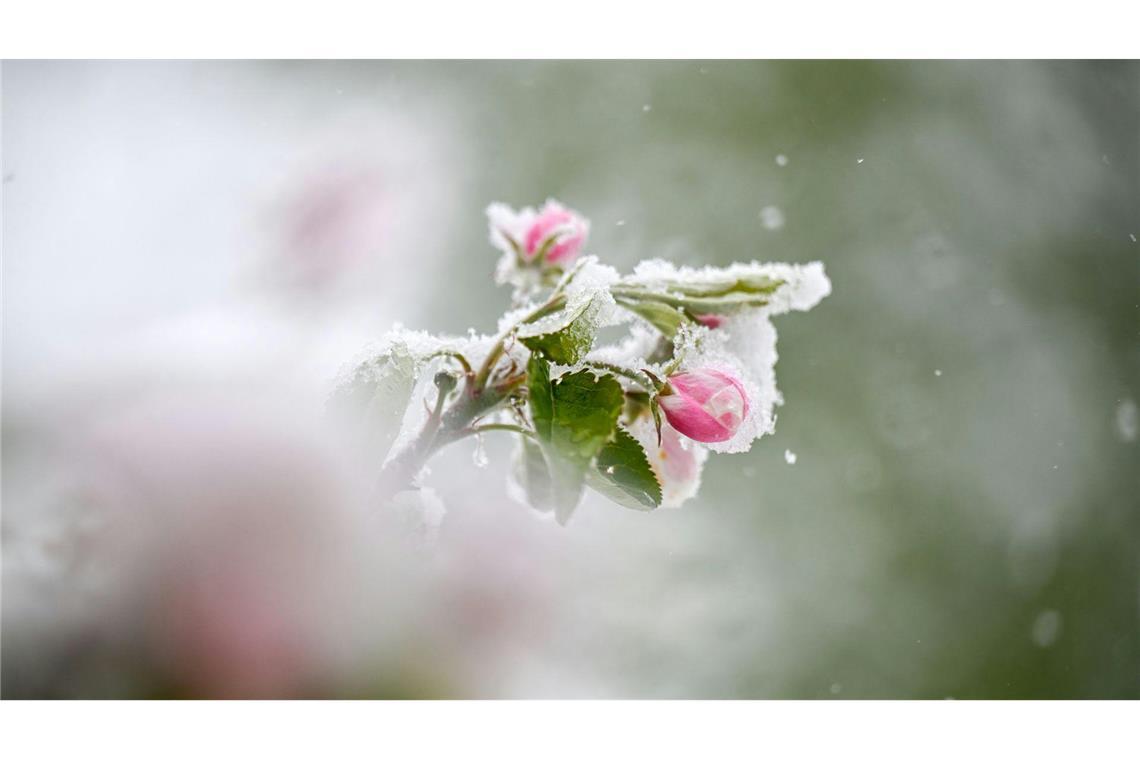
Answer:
487, 199, 590, 274
522, 200, 589, 265
694, 314, 725, 329
658, 368, 749, 443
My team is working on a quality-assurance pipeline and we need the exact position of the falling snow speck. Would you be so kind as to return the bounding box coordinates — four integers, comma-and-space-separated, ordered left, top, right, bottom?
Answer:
856, 158, 865, 164
759, 205, 785, 231
642, 104, 652, 113
934, 369, 942, 377
616, 220, 626, 227
1031, 609, 1063, 648
829, 683, 843, 695
775, 154, 789, 167
1130, 233, 1137, 243
1115, 398, 1138, 443
784, 449, 797, 465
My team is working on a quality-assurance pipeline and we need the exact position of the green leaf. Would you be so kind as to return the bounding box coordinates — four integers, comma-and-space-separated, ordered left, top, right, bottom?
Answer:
518, 294, 599, 365
613, 294, 693, 337
588, 427, 661, 511
666, 273, 784, 299
328, 344, 418, 463
612, 275, 786, 318
511, 437, 555, 513
527, 353, 554, 440
527, 354, 624, 524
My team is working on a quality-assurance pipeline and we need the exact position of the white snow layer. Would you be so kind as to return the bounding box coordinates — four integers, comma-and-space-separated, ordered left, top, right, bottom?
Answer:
608, 260, 831, 454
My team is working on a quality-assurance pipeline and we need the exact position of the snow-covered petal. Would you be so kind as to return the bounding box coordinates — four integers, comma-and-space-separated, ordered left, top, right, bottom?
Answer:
628, 418, 708, 508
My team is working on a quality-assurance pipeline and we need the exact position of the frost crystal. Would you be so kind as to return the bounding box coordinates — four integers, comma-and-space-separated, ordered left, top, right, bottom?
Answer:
487, 201, 536, 258
585, 322, 667, 375
514, 257, 624, 343
624, 259, 831, 316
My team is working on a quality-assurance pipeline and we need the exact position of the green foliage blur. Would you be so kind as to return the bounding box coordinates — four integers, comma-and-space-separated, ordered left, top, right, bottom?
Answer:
377, 60, 1139, 698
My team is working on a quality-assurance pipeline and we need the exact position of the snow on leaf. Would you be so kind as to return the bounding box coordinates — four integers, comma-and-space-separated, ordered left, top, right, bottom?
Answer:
624, 259, 830, 316
328, 340, 419, 464
611, 294, 693, 338
518, 293, 599, 365
526, 354, 624, 524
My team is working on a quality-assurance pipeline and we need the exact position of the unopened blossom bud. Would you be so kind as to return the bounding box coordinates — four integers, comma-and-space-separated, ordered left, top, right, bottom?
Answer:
694, 313, 725, 329
522, 200, 588, 265
488, 199, 589, 267
657, 368, 749, 443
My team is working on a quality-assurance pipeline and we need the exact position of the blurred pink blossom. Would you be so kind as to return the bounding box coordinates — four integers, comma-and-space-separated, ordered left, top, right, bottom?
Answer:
278, 166, 390, 290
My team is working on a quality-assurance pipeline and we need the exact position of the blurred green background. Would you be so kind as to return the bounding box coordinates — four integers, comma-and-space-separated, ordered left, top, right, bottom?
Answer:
4, 60, 1138, 698
394, 60, 1140, 698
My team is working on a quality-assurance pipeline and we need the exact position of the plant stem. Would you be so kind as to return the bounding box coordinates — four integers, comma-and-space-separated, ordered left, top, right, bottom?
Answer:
583, 360, 655, 391
454, 423, 536, 441
379, 259, 591, 502
377, 385, 508, 500
471, 259, 585, 391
